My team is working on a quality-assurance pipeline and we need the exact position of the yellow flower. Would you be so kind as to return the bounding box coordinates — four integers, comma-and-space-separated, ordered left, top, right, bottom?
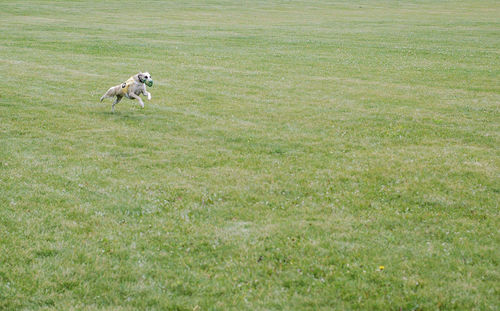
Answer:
379, 266, 385, 271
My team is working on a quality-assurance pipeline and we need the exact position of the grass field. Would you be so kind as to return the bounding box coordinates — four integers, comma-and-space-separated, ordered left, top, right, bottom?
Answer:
1, 0, 499, 309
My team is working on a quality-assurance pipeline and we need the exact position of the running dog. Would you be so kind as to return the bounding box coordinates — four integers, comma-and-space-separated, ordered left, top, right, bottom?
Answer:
100, 72, 153, 112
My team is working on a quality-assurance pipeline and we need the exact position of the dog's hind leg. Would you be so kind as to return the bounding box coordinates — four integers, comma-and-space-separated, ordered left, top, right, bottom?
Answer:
112, 96, 122, 113
100, 87, 116, 102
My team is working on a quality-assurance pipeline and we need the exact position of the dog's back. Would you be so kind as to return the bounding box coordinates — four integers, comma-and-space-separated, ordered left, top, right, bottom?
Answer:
100, 76, 135, 101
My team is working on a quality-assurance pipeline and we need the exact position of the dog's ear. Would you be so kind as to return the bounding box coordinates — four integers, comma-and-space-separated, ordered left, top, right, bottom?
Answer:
137, 72, 145, 83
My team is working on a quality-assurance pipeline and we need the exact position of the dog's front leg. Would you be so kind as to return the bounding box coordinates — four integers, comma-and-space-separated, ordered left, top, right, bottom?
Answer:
142, 85, 151, 100
129, 93, 145, 108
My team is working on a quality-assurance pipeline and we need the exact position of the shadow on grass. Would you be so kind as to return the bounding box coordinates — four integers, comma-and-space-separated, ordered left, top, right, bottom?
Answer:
91, 109, 148, 121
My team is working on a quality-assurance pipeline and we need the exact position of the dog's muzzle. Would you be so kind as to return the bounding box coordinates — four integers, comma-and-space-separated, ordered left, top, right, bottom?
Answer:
145, 79, 153, 87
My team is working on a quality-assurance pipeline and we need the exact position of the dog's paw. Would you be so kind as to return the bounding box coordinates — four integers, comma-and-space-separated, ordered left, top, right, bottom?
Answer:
140, 103, 145, 108
147, 94, 151, 100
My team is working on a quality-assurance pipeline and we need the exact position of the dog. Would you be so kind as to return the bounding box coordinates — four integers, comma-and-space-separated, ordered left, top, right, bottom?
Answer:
100, 72, 153, 112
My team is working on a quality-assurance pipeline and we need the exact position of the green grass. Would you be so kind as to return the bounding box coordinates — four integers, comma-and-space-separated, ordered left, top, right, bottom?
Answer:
0, 0, 499, 309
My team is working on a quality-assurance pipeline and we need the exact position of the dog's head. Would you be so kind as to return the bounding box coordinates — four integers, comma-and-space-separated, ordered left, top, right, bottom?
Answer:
138, 72, 153, 87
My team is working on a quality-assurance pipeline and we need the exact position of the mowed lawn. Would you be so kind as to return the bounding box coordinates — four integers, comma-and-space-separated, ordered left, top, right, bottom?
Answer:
0, 0, 499, 309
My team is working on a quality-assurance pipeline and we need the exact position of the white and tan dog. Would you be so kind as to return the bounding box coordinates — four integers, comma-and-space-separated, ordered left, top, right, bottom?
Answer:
100, 72, 153, 112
